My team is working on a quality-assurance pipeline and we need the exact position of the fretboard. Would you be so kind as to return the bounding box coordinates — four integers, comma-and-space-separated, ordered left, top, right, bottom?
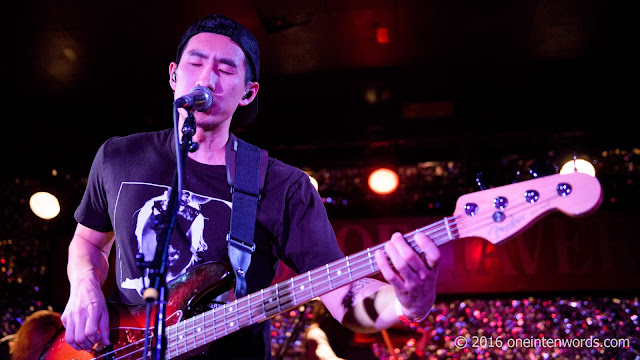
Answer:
164, 215, 459, 358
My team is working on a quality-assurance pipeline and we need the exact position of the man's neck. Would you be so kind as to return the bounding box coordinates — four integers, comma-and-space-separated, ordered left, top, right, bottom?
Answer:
186, 125, 230, 166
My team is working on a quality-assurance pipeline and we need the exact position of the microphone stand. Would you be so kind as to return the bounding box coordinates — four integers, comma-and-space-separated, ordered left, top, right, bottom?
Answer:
138, 104, 199, 360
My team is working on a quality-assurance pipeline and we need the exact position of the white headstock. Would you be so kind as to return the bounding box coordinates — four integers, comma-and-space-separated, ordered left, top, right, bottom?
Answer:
453, 172, 603, 244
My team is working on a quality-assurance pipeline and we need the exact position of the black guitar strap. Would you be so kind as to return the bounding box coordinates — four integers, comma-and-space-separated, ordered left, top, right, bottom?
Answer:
225, 133, 268, 298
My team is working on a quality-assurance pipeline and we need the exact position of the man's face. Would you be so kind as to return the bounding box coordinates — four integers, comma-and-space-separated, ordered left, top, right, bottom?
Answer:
170, 32, 253, 130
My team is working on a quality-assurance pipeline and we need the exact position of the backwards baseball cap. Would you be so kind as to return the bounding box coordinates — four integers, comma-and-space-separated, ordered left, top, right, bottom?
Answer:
176, 14, 260, 125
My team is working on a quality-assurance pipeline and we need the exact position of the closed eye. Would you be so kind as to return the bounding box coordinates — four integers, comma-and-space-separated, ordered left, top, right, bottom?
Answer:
218, 65, 236, 75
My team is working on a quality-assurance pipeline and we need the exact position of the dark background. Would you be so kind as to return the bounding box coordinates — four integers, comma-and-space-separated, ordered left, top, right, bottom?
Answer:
2, 0, 637, 181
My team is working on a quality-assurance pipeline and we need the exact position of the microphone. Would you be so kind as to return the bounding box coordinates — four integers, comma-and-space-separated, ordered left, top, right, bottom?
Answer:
174, 86, 214, 111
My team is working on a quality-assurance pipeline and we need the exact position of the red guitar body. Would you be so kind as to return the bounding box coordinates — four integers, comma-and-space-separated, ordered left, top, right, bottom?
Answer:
41, 262, 233, 360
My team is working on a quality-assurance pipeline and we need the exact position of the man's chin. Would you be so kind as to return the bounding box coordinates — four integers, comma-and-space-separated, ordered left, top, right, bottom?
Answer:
194, 116, 229, 131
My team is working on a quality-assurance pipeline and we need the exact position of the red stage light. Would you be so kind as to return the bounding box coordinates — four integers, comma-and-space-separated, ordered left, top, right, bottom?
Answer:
376, 27, 389, 44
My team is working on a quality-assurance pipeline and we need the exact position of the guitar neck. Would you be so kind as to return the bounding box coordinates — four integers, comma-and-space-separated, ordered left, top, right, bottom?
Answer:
164, 216, 458, 358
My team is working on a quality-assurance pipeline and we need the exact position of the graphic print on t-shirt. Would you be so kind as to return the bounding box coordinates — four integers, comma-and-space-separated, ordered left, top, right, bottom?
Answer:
114, 182, 232, 300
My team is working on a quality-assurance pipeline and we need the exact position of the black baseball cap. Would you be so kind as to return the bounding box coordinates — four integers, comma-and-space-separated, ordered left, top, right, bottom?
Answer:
176, 14, 260, 125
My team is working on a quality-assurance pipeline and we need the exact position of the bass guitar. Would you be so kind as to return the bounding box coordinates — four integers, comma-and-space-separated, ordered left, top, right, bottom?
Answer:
41, 172, 603, 359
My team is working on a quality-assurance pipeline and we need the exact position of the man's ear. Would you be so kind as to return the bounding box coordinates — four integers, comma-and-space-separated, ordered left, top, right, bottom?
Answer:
169, 62, 178, 90
239, 82, 259, 106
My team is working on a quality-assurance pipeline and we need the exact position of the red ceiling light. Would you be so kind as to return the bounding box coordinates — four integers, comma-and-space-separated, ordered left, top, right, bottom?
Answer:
376, 27, 389, 44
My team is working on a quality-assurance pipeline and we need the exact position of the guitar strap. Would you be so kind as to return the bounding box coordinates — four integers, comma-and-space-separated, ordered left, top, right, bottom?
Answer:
225, 133, 268, 298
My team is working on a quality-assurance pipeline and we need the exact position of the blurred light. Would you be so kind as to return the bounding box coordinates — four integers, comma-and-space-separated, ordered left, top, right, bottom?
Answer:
376, 27, 389, 44
41, 31, 82, 85
365, 88, 378, 104
306, 173, 319, 191
63, 47, 77, 61
560, 159, 596, 177
29, 192, 60, 220
368, 168, 399, 195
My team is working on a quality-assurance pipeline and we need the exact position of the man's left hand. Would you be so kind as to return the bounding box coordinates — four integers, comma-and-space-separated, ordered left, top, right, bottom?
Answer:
374, 232, 440, 321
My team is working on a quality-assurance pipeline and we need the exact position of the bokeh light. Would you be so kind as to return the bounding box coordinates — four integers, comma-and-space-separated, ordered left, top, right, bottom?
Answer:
29, 192, 60, 220
560, 159, 596, 176
368, 168, 399, 195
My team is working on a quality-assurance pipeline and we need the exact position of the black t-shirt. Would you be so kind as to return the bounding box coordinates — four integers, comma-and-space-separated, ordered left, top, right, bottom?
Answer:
75, 129, 344, 359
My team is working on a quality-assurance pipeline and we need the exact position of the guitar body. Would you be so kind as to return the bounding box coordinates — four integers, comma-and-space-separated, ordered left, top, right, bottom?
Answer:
41, 262, 233, 360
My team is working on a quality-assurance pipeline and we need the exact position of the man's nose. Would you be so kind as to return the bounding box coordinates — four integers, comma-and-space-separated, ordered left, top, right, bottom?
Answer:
195, 66, 217, 89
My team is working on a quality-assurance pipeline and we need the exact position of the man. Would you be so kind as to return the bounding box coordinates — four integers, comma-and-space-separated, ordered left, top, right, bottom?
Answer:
61, 14, 440, 359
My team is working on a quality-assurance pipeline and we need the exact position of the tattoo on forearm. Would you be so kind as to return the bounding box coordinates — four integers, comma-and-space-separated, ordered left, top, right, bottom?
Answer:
341, 278, 374, 309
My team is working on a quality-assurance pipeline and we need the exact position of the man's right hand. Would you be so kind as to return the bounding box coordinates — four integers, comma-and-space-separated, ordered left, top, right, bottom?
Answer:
61, 275, 111, 350
62, 224, 115, 350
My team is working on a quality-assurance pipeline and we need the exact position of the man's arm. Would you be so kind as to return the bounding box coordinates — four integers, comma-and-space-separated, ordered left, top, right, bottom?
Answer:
320, 232, 439, 332
60, 223, 115, 350
305, 323, 345, 360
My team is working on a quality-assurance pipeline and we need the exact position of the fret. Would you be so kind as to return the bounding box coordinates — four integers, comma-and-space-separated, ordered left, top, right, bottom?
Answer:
311, 270, 330, 294
241, 297, 250, 327
367, 248, 375, 272
180, 316, 187, 351
248, 292, 253, 325
283, 284, 294, 308
349, 254, 362, 280
233, 302, 239, 330
223, 304, 229, 336
192, 317, 197, 349
171, 321, 178, 354
172, 321, 180, 356
308, 271, 315, 298
185, 316, 192, 350
275, 283, 282, 312
191, 314, 199, 348
261, 288, 266, 319
291, 277, 297, 305
201, 312, 208, 349
346, 255, 353, 282
187, 315, 194, 350
244, 297, 252, 326
326, 264, 333, 290
215, 308, 222, 339
179, 317, 185, 351
212, 307, 218, 340
212, 308, 219, 339
262, 287, 277, 317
